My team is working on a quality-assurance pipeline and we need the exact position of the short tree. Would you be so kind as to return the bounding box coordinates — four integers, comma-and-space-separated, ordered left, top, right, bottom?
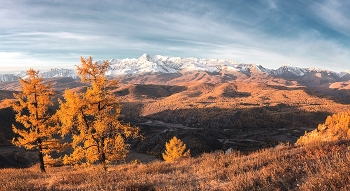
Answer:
11, 69, 59, 172
56, 57, 139, 170
162, 136, 190, 162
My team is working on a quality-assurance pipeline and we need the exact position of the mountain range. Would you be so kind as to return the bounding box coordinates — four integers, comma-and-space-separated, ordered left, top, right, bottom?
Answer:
1, 54, 350, 82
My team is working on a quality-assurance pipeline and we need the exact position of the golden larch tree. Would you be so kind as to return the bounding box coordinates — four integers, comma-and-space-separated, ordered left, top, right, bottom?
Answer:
11, 68, 59, 172
162, 136, 190, 162
56, 56, 139, 170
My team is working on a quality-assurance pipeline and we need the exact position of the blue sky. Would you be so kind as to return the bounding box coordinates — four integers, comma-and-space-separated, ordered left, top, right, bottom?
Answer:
1, 0, 349, 73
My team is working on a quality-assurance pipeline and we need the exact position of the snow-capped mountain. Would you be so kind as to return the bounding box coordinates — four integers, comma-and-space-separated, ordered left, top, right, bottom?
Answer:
268, 65, 308, 76
0, 54, 349, 82
339, 71, 350, 79
107, 54, 349, 81
107, 53, 290, 76
0, 68, 77, 82
39, 68, 77, 79
107, 53, 241, 75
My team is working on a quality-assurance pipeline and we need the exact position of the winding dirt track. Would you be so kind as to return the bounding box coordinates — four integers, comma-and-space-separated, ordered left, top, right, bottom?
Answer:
141, 120, 202, 133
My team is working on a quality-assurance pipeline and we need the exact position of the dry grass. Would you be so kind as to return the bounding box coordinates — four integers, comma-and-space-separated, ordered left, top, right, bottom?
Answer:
1, 140, 350, 190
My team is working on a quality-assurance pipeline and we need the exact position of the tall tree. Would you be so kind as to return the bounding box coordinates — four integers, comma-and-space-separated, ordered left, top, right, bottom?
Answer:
57, 57, 139, 170
12, 69, 58, 172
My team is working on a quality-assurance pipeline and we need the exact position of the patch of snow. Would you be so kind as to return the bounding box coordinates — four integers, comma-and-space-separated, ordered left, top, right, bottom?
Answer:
269, 65, 307, 76
339, 71, 350, 78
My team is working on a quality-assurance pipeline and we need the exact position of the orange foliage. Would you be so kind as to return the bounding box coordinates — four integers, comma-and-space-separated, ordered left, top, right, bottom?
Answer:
56, 57, 139, 170
162, 136, 190, 162
11, 69, 60, 172
297, 111, 350, 145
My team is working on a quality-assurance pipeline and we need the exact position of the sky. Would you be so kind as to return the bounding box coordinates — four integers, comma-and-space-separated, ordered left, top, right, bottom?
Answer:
1, 0, 350, 73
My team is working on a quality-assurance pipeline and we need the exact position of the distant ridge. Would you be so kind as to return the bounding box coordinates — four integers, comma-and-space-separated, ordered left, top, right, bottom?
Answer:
0, 68, 77, 82
1, 54, 349, 82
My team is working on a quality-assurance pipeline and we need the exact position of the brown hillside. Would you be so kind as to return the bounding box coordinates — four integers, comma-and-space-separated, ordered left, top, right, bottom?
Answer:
1, 72, 350, 155
1, 140, 350, 190
297, 111, 350, 145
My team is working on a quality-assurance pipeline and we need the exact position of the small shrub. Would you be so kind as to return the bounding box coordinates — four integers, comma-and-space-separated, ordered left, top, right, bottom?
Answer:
162, 136, 190, 162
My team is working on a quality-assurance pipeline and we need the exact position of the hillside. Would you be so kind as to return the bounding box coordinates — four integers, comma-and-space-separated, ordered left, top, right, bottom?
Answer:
297, 111, 350, 145
2, 102, 350, 190
0, 140, 349, 190
0, 67, 350, 154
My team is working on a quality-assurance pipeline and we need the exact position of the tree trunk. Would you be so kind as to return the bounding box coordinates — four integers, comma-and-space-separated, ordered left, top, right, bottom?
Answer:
37, 138, 46, 172
100, 139, 107, 171
101, 152, 106, 171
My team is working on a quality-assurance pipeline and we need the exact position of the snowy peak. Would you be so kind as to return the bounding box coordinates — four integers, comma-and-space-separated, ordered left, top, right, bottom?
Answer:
108, 54, 179, 75
339, 71, 350, 78
138, 53, 153, 63
269, 65, 307, 76
39, 68, 77, 78
137, 53, 169, 63
267, 65, 345, 80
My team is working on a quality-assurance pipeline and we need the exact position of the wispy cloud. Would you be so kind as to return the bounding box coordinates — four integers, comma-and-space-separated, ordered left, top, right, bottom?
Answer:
311, 0, 350, 36
0, 0, 349, 73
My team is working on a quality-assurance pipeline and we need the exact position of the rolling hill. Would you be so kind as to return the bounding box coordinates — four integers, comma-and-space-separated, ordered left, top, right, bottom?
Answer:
0, 54, 349, 158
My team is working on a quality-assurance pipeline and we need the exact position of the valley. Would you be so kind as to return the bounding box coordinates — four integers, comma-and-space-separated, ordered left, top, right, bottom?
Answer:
0, 58, 350, 167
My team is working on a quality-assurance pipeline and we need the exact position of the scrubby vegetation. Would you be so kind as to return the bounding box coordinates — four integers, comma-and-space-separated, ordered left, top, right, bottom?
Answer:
2, 108, 349, 190
1, 140, 350, 190
297, 111, 350, 145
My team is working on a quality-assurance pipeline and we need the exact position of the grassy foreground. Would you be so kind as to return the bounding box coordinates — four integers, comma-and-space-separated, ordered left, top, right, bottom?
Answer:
1, 140, 350, 191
